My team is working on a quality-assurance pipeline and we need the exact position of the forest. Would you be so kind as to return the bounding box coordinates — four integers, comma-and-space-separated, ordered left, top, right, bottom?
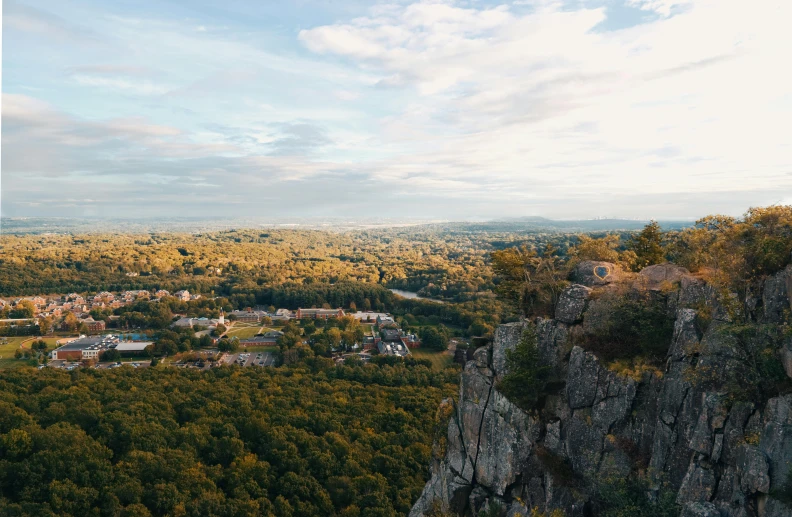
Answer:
0, 360, 457, 517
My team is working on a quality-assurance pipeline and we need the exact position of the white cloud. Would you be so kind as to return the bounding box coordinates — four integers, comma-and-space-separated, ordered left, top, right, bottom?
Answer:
295, 0, 792, 215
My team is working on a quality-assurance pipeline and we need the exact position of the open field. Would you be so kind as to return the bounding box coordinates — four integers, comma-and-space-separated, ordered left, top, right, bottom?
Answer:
410, 348, 455, 370
226, 323, 261, 339
0, 338, 32, 368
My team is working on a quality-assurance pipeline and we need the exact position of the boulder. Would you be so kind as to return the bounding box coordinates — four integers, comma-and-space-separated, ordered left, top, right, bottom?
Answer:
571, 261, 621, 287
639, 263, 692, 287
555, 284, 591, 324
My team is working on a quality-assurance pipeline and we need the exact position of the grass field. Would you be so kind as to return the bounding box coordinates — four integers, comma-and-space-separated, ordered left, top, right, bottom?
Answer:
225, 324, 262, 339
410, 348, 455, 370
0, 337, 32, 368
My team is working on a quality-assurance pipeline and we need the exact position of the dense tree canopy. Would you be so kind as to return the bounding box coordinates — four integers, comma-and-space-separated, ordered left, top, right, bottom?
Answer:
0, 361, 457, 517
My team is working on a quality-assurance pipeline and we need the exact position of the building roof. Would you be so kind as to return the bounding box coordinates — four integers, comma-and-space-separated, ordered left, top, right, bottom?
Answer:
55, 335, 119, 352
114, 342, 153, 352
351, 312, 389, 320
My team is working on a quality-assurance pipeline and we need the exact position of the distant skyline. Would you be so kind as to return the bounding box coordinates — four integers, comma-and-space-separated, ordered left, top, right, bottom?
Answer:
2, 0, 791, 221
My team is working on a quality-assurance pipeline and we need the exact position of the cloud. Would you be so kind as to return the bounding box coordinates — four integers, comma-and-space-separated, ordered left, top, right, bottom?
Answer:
4, 0, 104, 44
3, 0, 792, 220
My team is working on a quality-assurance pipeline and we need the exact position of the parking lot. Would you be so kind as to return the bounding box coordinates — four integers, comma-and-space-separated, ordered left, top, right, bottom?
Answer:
224, 351, 275, 367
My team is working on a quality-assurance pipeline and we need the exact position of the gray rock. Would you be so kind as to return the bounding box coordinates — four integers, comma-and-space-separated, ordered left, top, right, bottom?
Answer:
762, 265, 792, 323
639, 263, 692, 287
492, 322, 525, 379
669, 308, 700, 360
474, 388, 539, 495
571, 260, 621, 287
735, 445, 770, 494
689, 393, 727, 457
566, 346, 600, 409
677, 461, 717, 504
536, 319, 569, 373
759, 395, 792, 493
592, 370, 637, 434
721, 402, 755, 465
473, 346, 490, 370
680, 501, 721, 517
566, 414, 604, 475
782, 338, 792, 380
555, 284, 591, 324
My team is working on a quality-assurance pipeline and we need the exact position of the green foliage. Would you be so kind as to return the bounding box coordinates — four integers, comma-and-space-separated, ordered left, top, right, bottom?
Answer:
581, 290, 674, 362
490, 245, 569, 317
419, 326, 450, 351
593, 476, 678, 517
100, 348, 121, 362
0, 360, 455, 516
497, 325, 551, 411
217, 337, 239, 353
669, 206, 792, 294
627, 220, 666, 270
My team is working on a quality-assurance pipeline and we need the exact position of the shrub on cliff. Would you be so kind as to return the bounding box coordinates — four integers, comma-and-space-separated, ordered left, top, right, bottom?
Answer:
498, 325, 551, 411
581, 289, 674, 362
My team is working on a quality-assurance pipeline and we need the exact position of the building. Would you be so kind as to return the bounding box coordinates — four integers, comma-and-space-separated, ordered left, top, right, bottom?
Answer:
240, 331, 283, 347
377, 340, 411, 358
351, 311, 390, 322
381, 328, 402, 342
400, 334, 421, 349
81, 317, 106, 333
296, 308, 344, 319
50, 335, 120, 361
172, 314, 224, 329
174, 290, 192, 301
154, 290, 170, 299
114, 342, 153, 355
229, 310, 267, 323
270, 309, 294, 321
376, 314, 397, 328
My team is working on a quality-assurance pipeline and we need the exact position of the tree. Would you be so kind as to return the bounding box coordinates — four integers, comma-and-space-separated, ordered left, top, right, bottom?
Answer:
490, 244, 569, 317
100, 349, 121, 362
217, 338, 239, 353
627, 220, 665, 270
326, 328, 342, 349
10, 300, 35, 319
419, 327, 449, 351
497, 325, 550, 411
39, 316, 54, 335
212, 323, 227, 337
62, 312, 79, 332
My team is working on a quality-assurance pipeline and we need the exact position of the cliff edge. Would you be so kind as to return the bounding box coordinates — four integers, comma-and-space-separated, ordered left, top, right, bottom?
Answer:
411, 263, 792, 517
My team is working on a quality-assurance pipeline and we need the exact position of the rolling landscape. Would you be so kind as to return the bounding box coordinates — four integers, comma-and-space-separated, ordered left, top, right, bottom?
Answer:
3, 0, 792, 515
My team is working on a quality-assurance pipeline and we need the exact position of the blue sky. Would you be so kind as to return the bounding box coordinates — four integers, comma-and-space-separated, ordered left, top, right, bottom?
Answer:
2, 0, 791, 220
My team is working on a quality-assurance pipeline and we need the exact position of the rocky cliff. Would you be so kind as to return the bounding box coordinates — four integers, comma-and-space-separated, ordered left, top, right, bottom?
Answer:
410, 263, 792, 517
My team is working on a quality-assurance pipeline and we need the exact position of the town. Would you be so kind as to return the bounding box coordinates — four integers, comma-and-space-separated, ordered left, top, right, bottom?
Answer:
0, 288, 424, 370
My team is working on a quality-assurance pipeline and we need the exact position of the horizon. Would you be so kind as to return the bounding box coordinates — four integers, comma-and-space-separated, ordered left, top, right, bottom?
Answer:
3, 0, 791, 220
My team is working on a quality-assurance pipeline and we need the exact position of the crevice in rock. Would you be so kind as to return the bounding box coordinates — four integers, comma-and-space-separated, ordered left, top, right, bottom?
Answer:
470, 374, 495, 485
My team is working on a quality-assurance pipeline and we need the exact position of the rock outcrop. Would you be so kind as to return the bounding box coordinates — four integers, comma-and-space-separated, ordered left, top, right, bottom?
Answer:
571, 261, 622, 287
411, 267, 792, 517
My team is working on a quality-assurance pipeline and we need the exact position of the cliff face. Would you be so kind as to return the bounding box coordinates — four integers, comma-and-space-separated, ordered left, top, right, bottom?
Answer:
411, 264, 792, 517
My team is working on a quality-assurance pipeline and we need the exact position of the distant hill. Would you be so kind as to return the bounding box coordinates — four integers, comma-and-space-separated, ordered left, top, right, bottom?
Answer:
0, 216, 694, 235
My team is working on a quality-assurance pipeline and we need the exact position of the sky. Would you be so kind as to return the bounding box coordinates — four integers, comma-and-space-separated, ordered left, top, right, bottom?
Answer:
2, 0, 791, 221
